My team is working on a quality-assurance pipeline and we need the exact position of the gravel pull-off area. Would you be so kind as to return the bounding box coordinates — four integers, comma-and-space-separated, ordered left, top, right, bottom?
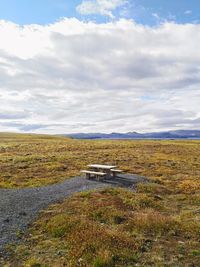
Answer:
0, 174, 147, 257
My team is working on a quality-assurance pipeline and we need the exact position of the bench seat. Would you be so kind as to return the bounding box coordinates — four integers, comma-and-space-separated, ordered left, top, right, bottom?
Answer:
81, 170, 106, 176
81, 170, 106, 180
111, 169, 123, 172
111, 169, 123, 177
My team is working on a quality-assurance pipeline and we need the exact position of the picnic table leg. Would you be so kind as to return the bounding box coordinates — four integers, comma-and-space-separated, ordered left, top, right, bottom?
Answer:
96, 168, 105, 181
95, 174, 99, 181
105, 170, 110, 179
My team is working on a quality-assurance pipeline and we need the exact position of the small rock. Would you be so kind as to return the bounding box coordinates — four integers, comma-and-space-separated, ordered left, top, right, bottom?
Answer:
154, 194, 163, 200
78, 258, 83, 263
19, 211, 27, 216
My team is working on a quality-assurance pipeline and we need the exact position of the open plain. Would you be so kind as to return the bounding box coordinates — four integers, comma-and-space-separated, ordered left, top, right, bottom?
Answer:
0, 133, 199, 266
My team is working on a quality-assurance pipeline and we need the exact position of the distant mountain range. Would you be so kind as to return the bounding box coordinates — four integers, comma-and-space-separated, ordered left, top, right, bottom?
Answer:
64, 130, 200, 140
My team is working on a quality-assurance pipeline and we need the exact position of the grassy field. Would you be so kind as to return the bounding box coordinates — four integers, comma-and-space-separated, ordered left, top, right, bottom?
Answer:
1, 133, 200, 266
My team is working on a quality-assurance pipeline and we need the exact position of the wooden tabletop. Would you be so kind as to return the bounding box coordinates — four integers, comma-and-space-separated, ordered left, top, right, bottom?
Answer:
88, 164, 117, 169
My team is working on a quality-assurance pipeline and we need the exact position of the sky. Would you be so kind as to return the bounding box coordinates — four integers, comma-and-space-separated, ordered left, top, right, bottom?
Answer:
0, 0, 200, 134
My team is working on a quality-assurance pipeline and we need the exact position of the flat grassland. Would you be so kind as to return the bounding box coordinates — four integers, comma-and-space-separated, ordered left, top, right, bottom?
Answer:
1, 133, 200, 266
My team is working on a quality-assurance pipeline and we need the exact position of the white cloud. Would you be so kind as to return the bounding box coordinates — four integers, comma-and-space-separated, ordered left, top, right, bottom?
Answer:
76, 0, 127, 18
152, 13, 160, 20
184, 10, 192, 15
0, 18, 200, 133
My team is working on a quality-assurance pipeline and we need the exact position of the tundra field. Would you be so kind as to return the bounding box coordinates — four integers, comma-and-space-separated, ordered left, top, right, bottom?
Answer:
0, 133, 200, 266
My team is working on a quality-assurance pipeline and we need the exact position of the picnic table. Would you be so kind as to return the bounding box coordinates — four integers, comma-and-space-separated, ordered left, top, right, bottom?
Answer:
88, 164, 117, 179
81, 164, 123, 180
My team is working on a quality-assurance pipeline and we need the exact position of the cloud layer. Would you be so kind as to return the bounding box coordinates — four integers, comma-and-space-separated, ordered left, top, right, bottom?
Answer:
0, 18, 200, 133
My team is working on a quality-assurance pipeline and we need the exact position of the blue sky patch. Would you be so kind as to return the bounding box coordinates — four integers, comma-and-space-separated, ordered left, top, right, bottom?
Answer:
0, 0, 199, 25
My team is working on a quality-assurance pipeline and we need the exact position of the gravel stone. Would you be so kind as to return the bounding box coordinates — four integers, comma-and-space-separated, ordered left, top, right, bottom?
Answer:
0, 174, 147, 257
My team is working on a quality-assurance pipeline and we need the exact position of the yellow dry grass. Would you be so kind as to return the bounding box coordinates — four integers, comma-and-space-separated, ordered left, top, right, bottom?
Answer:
1, 133, 200, 266
0, 133, 199, 190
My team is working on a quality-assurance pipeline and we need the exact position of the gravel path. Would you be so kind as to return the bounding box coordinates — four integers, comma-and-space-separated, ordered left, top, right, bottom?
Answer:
0, 174, 147, 257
